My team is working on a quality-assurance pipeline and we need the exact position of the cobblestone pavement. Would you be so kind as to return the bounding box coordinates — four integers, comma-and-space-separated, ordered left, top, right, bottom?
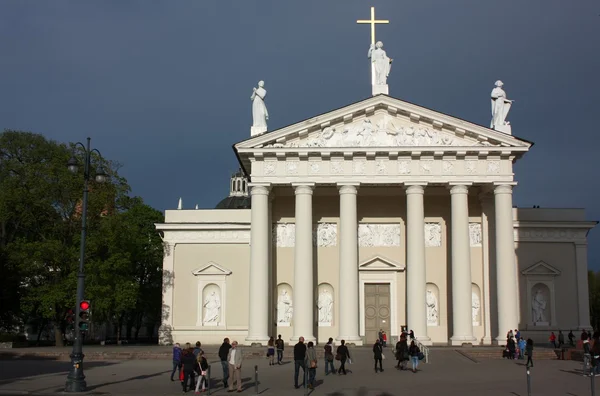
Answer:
0, 348, 596, 395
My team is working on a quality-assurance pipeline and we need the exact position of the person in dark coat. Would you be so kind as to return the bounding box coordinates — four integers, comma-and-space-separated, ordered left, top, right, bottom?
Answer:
180, 345, 196, 392
395, 335, 409, 370
170, 343, 182, 381
373, 338, 384, 372
525, 338, 534, 368
218, 338, 231, 388
507, 337, 516, 359
336, 340, 351, 375
293, 336, 307, 389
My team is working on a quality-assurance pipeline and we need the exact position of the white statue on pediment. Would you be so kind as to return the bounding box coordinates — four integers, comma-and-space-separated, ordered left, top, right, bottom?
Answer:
426, 289, 439, 326
251, 81, 269, 136
203, 291, 221, 324
532, 289, 547, 324
490, 80, 513, 134
277, 289, 293, 324
368, 41, 392, 86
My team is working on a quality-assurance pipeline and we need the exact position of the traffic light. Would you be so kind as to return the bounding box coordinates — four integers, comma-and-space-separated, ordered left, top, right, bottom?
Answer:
78, 300, 91, 332
65, 308, 75, 325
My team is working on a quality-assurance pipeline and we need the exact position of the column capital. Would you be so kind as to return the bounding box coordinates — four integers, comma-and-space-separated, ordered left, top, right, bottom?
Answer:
448, 184, 470, 195
405, 184, 426, 195
338, 183, 359, 195
249, 183, 271, 196
493, 184, 515, 195
292, 183, 315, 195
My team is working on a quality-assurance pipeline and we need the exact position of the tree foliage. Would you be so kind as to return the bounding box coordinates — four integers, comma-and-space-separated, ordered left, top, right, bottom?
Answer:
0, 130, 164, 345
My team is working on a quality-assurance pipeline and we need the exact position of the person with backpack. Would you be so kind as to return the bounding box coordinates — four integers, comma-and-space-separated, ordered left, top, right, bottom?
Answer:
194, 351, 209, 393
408, 340, 421, 373
323, 338, 335, 375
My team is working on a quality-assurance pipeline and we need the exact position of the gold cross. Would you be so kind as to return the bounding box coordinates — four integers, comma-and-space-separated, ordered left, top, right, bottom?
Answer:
356, 6, 389, 45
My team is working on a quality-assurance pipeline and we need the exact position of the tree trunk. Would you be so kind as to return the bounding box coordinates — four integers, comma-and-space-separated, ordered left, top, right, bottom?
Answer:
54, 325, 64, 347
116, 319, 122, 345
134, 325, 141, 341
36, 319, 45, 345
126, 322, 132, 340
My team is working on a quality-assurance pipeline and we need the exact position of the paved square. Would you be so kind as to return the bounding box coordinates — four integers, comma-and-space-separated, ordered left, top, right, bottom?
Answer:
0, 349, 596, 395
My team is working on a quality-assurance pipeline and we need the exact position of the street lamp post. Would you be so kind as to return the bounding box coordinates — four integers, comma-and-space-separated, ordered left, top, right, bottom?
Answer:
64, 137, 107, 393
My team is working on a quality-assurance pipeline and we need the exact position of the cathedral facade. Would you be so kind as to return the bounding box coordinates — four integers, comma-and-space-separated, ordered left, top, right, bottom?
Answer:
156, 95, 595, 346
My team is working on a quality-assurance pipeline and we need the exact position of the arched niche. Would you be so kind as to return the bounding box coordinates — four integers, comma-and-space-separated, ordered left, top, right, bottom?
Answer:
202, 283, 221, 326
317, 283, 334, 327
276, 283, 293, 326
531, 283, 552, 326
426, 283, 440, 327
521, 261, 560, 328
471, 283, 481, 326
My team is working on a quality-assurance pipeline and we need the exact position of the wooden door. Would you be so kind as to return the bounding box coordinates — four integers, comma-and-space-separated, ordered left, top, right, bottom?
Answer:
364, 283, 391, 344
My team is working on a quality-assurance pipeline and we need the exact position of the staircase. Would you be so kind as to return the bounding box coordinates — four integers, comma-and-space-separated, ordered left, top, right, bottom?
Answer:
459, 347, 561, 361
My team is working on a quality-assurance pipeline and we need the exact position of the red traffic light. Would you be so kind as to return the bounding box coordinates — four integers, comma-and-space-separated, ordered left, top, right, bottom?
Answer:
79, 300, 90, 311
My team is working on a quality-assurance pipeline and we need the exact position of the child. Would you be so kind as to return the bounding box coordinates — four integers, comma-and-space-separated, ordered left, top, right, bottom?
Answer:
194, 351, 209, 394
518, 338, 526, 360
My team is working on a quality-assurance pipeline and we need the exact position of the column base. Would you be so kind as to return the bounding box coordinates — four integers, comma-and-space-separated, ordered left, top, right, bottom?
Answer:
336, 336, 363, 346
416, 336, 432, 346
450, 335, 477, 346
245, 335, 270, 346
289, 335, 316, 346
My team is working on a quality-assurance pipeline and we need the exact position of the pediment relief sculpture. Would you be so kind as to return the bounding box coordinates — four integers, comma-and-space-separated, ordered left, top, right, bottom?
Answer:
263, 114, 500, 149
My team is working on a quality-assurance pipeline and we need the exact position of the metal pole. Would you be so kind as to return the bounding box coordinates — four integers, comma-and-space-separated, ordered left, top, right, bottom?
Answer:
254, 365, 258, 394
592, 371, 596, 396
65, 138, 91, 392
207, 365, 211, 396
526, 367, 531, 396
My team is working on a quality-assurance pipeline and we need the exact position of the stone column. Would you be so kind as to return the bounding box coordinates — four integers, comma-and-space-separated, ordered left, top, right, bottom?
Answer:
158, 242, 175, 345
292, 183, 315, 343
449, 184, 476, 345
575, 243, 592, 330
337, 183, 362, 345
480, 196, 494, 345
405, 184, 431, 344
246, 184, 271, 345
494, 184, 519, 341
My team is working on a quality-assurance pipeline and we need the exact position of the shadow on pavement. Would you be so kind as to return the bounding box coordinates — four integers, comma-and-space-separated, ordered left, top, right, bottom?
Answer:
0, 361, 118, 385
85, 370, 170, 391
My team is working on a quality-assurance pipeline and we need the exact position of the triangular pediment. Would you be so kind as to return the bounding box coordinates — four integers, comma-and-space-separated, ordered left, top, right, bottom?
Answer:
521, 261, 561, 276
359, 255, 405, 272
235, 95, 532, 151
192, 261, 232, 276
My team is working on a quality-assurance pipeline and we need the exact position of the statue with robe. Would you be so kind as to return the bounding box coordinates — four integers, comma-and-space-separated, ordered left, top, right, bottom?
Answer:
277, 289, 292, 323
251, 80, 269, 136
532, 289, 547, 323
426, 290, 438, 326
490, 80, 513, 134
472, 291, 480, 325
368, 41, 392, 86
203, 291, 220, 324
317, 289, 333, 324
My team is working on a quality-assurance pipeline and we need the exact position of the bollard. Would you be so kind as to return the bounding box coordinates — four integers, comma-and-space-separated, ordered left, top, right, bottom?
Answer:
592, 372, 596, 396
526, 367, 531, 396
254, 364, 258, 395
207, 365, 211, 396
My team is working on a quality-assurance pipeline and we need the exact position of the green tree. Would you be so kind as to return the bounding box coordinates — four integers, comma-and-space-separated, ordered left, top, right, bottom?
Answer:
589, 270, 600, 331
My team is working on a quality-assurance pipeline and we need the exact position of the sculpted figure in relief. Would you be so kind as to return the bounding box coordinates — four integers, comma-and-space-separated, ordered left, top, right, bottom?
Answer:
203, 291, 221, 324
368, 41, 392, 85
472, 291, 480, 324
469, 223, 482, 247
251, 81, 269, 135
317, 289, 334, 324
532, 289, 547, 323
426, 289, 439, 326
316, 223, 337, 247
424, 223, 442, 247
277, 289, 293, 323
490, 80, 513, 134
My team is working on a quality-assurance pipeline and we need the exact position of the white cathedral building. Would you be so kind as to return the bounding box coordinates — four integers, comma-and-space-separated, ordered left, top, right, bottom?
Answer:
156, 16, 595, 346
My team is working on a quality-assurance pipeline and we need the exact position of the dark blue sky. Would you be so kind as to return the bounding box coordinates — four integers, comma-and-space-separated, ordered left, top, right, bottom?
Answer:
1, 1, 599, 266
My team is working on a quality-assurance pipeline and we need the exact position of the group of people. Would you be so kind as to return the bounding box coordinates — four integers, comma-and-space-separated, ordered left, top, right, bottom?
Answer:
291, 336, 352, 389
503, 329, 534, 367
548, 330, 576, 348
393, 330, 423, 373
170, 338, 243, 393
581, 330, 600, 376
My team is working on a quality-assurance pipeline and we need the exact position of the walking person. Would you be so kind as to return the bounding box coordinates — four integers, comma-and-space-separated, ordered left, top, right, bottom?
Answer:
170, 343, 182, 382
549, 332, 557, 348
218, 338, 231, 389
227, 341, 243, 393
324, 338, 336, 375
409, 330, 415, 341
193, 341, 203, 359
181, 344, 197, 392
382, 331, 387, 347
408, 340, 421, 373
558, 330, 565, 348
275, 334, 285, 365
525, 338, 534, 368
395, 335, 409, 370
373, 338, 384, 372
591, 332, 600, 376
194, 351, 209, 394
306, 341, 317, 389
336, 339, 351, 375
267, 336, 275, 366
293, 337, 307, 389
568, 330, 575, 347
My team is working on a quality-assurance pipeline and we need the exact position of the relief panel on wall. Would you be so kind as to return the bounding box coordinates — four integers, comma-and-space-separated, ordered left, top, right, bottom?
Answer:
358, 224, 401, 247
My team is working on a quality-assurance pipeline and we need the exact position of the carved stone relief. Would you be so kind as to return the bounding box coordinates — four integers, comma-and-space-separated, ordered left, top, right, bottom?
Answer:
286, 161, 298, 175
465, 161, 477, 174
514, 228, 588, 242
420, 160, 433, 174
309, 162, 320, 174
424, 223, 442, 247
443, 160, 454, 174
398, 160, 411, 174
273, 223, 295, 247
314, 223, 337, 247
331, 162, 343, 174
353, 160, 366, 174
273, 223, 337, 247
487, 160, 500, 174
376, 160, 387, 174
358, 224, 401, 247
264, 162, 276, 175
469, 223, 482, 247
426, 283, 439, 326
